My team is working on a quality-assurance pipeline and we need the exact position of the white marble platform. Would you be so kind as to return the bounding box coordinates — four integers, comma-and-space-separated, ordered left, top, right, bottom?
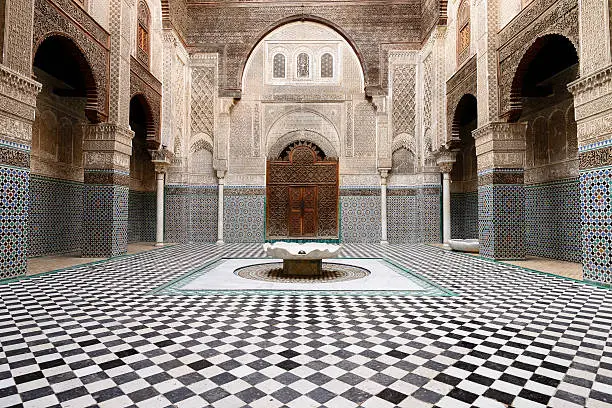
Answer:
180, 258, 427, 292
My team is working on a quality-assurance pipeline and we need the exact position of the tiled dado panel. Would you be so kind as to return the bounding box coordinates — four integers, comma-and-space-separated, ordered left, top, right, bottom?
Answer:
224, 187, 265, 243
526, 179, 581, 263
478, 170, 526, 260
81, 183, 129, 258
387, 186, 441, 243
451, 192, 478, 240
128, 191, 156, 243
340, 188, 381, 243
28, 176, 84, 257
1, 140, 31, 278
165, 186, 218, 243
580, 166, 612, 286
0, 165, 29, 278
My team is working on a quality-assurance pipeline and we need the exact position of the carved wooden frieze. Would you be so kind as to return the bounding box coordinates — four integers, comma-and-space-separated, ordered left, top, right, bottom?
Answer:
497, 0, 579, 119
33, 0, 110, 122
130, 57, 162, 148
446, 55, 476, 143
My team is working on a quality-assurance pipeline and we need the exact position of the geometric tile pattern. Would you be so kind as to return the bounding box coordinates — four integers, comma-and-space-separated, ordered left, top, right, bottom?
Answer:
0, 243, 611, 408
165, 185, 218, 243
387, 186, 441, 243
128, 190, 156, 243
420, 187, 441, 243
340, 194, 382, 243
450, 191, 478, 239
224, 192, 265, 243
479, 171, 526, 260
28, 176, 84, 257
580, 166, 612, 286
526, 179, 581, 263
81, 183, 129, 257
0, 164, 29, 279
387, 195, 420, 243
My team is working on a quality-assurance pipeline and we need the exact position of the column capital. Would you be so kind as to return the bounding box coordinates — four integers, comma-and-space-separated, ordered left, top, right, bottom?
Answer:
435, 145, 457, 173
568, 64, 612, 149
218, 97, 236, 115
472, 122, 527, 172
151, 147, 173, 174
378, 168, 390, 181
82, 123, 134, 173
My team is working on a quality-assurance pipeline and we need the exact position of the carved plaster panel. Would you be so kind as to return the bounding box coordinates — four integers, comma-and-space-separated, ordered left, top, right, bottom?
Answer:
33, 0, 111, 122
497, 0, 579, 119
130, 57, 162, 147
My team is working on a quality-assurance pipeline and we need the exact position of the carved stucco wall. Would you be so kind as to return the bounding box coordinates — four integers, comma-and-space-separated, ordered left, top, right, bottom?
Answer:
33, 0, 110, 122
178, 3, 422, 96
497, 0, 579, 120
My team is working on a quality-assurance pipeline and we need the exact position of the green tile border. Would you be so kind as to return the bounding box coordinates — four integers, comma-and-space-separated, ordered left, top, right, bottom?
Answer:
425, 244, 611, 290
147, 257, 457, 297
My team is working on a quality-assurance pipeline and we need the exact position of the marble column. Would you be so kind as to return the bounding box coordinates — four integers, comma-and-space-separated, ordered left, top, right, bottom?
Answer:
436, 147, 456, 245
217, 171, 225, 244
380, 170, 389, 245
473, 122, 527, 260
155, 171, 165, 245
151, 149, 171, 246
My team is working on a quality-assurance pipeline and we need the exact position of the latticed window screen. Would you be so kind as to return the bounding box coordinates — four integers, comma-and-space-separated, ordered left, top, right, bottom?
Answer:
136, 0, 151, 66
457, 0, 470, 64
320, 53, 333, 78
297, 53, 310, 78
273, 53, 286, 78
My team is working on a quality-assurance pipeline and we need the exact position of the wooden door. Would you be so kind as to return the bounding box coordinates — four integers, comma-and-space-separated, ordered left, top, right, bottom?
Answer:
288, 186, 317, 237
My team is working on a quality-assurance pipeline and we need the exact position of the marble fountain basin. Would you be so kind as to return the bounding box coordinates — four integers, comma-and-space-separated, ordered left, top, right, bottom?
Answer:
448, 239, 480, 253
263, 242, 342, 275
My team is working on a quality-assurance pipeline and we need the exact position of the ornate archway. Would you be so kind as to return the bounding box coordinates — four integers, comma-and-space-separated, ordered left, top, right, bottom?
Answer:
266, 141, 339, 240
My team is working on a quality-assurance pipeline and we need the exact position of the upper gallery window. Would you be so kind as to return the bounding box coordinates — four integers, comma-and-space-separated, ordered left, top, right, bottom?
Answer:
457, 0, 470, 65
137, 0, 151, 66
320, 53, 334, 78
273, 53, 286, 78
297, 52, 310, 78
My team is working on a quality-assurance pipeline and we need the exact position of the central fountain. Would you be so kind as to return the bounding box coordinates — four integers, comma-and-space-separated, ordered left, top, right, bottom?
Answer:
263, 242, 342, 276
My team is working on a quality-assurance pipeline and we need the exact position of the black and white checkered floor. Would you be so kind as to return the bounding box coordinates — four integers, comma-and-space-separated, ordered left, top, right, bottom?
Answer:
1, 243, 611, 408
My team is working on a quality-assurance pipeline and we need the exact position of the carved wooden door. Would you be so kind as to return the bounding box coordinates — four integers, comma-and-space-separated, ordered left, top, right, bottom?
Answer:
288, 186, 317, 237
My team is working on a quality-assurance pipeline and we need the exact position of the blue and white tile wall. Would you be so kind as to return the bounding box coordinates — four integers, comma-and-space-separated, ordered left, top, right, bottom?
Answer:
128, 191, 156, 243
340, 188, 382, 243
525, 179, 581, 263
165, 185, 218, 243
386, 186, 441, 243
451, 192, 478, 240
579, 140, 612, 286
0, 140, 31, 278
28, 176, 83, 257
81, 183, 129, 257
224, 187, 265, 243
478, 169, 526, 260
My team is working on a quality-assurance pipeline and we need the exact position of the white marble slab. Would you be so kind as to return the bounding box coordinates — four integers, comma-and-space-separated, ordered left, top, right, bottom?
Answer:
180, 258, 426, 292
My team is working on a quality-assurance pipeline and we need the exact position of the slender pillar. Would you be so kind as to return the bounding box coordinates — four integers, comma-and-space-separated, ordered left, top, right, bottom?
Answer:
151, 148, 172, 247
155, 171, 165, 246
442, 171, 452, 244
436, 147, 457, 245
380, 170, 389, 244
217, 171, 225, 244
